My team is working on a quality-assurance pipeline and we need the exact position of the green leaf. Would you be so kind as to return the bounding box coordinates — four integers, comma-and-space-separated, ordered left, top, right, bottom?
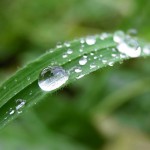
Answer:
0, 32, 149, 129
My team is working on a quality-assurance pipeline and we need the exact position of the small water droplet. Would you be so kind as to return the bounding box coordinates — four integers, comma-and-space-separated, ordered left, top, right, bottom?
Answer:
143, 45, 150, 55
90, 52, 94, 56
27, 77, 31, 81
79, 48, 83, 52
85, 36, 96, 45
94, 56, 97, 60
3, 86, 6, 90
113, 31, 125, 43
16, 99, 26, 111
64, 42, 71, 47
38, 66, 69, 91
29, 90, 32, 95
127, 29, 137, 36
100, 33, 109, 40
102, 59, 107, 64
62, 54, 68, 58
108, 62, 114, 66
56, 42, 63, 48
79, 57, 87, 65
9, 109, 15, 115
76, 74, 85, 79
80, 38, 85, 44
67, 49, 73, 54
90, 63, 96, 69
74, 67, 82, 73
112, 54, 117, 57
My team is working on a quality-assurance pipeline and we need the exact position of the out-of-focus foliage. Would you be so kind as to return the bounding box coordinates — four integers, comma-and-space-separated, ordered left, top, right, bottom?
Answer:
0, 0, 150, 150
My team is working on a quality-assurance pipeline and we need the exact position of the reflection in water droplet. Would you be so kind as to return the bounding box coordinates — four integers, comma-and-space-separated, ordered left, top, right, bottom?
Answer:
38, 66, 69, 91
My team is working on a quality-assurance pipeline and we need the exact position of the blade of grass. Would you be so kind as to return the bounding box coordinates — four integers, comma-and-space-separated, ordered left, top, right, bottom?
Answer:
0, 32, 149, 129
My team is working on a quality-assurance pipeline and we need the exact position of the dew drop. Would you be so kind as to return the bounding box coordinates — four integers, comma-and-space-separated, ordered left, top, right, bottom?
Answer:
67, 49, 73, 54
62, 54, 68, 58
80, 38, 85, 44
38, 66, 69, 91
79, 57, 87, 65
102, 59, 107, 64
64, 42, 71, 47
143, 45, 150, 55
74, 67, 82, 73
16, 99, 26, 111
108, 61, 114, 66
9, 109, 15, 115
113, 31, 125, 43
117, 39, 141, 58
100, 33, 109, 40
90, 52, 94, 56
112, 54, 117, 57
27, 77, 31, 81
127, 29, 137, 36
79, 48, 83, 52
56, 42, 63, 48
90, 63, 96, 69
94, 56, 97, 60
76, 74, 85, 79
85, 36, 96, 45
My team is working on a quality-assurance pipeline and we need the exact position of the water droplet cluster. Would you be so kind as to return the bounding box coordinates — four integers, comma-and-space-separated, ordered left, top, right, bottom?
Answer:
6, 99, 26, 116
113, 30, 143, 58
37, 30, 149, 92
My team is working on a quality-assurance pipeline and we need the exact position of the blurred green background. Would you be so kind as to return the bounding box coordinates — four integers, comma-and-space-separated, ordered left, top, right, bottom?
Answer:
0, 0, 150, 149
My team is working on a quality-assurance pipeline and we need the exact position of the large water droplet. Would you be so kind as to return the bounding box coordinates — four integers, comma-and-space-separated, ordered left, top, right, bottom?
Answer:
85, 36, 96, 45
117, 39, 141, 58
16, 99, 26, 109
38, 66, 69, 91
